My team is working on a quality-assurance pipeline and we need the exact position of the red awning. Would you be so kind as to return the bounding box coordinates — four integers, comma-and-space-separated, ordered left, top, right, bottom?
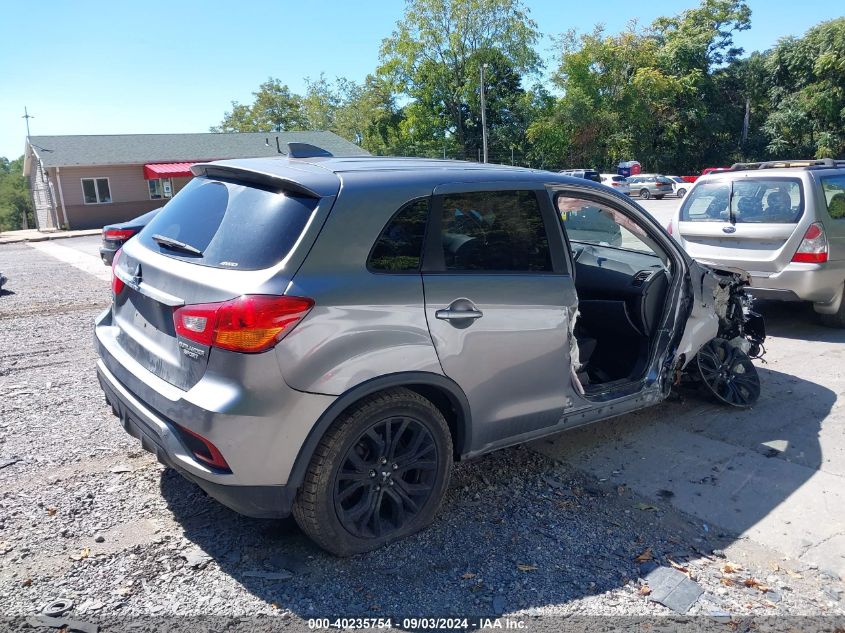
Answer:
143, 162, 197, 180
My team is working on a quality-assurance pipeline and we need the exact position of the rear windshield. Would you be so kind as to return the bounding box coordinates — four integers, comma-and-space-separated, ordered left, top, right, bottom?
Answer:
610, 175, 627, 182
137, 177, 316, 270
680, 178, 804, 224
820, 175, 845, 219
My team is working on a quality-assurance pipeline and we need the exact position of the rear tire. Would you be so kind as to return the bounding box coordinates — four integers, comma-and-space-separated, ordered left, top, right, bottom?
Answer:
292, 388, 453, 556
640, 189, 651, 200
818, 285, 845, 328
677, 188, 687, 198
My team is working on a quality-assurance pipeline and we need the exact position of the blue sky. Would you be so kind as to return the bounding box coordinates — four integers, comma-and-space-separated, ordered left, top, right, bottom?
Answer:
1, 0, 841, 159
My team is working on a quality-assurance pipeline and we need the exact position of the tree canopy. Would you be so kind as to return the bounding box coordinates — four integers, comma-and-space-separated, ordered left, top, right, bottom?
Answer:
0, 156, 34, 231
210, 0, 845, 172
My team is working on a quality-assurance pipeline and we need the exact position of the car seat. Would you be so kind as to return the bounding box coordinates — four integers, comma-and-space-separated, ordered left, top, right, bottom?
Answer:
764, 190, 794, 222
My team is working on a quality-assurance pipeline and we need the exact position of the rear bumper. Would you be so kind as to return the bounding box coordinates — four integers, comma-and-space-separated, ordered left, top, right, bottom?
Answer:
94, 307, 335, 518
97, 361, 294, 518
746, 260, 845, 307
99, 245, 116, 265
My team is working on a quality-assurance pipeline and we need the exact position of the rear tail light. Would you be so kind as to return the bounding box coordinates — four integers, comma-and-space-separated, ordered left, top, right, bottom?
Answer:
173, 295, 314, 353
667, 220, 673, 235
111, 248, 125, 295
173, 423, 230, 471
104, 228, 137, 241
791, 223, 828, 263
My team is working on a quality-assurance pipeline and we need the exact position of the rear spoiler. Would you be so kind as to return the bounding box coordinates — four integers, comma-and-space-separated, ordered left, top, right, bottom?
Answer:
190, 164, 322, 198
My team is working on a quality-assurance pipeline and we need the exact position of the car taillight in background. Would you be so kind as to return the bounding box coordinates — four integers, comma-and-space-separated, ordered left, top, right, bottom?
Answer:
791, 223, 828, 263
666, 220, 673, 235
111, 248, 125, 295
173, 295, 314, 353
103, 228, 137, 241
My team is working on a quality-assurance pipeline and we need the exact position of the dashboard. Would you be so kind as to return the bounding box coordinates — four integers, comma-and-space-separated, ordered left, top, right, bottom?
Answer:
571, 242, 670, 337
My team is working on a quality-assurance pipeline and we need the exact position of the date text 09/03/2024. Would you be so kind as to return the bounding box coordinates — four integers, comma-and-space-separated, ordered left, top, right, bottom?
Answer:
307, 617, 526, 629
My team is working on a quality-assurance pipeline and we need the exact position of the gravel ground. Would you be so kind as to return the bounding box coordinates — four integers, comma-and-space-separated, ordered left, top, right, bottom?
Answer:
1, 242, 843, 632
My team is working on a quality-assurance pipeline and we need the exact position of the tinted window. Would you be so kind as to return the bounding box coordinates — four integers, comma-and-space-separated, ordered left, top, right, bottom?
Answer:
821, 175, 845, 219
138, 177, 316, 270
681, 178, 804, 224
440, 190, 552, 272
368, 199, 428, 272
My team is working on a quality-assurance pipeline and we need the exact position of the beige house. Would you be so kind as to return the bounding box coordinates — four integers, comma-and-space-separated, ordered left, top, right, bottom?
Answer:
22, 131, 369, 230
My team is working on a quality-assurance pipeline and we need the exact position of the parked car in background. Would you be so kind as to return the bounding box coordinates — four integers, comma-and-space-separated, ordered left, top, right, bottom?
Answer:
559, 168, 602, 182
671, 158, 845, 327
600, 173, 631, 195
100, 209, 161, 265
666, 176, 690, 198
95, 151, 764, 556
627, 174, 674, 199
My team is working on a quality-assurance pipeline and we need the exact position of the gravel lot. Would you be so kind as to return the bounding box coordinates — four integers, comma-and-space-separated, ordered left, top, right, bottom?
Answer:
1, 240, 843, 632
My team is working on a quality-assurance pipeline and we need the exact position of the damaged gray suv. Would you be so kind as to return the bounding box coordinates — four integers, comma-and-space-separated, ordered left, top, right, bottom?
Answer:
95, 149, 765, 556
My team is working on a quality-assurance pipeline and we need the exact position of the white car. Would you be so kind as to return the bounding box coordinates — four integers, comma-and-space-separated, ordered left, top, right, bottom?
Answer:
600, 173, 631, 195
666, 176, 690, 198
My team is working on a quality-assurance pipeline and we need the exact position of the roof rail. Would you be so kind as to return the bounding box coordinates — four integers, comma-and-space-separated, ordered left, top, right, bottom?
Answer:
730, 158, 845, 171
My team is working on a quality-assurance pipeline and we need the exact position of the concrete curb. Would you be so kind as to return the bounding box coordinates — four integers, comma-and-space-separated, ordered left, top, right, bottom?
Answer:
0, 229, 101, 245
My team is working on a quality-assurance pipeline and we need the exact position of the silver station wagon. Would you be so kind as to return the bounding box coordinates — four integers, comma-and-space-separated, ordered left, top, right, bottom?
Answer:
671, 159, 845, 327
95, 146, 765, 555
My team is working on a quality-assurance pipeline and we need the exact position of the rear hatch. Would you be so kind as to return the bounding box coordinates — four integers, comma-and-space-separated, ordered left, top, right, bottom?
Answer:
110, 168, 335, 390
677, 177, 806, 272
654, 176, 674, 193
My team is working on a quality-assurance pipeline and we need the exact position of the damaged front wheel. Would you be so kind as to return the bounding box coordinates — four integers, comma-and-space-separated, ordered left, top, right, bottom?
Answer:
696, 338, 761, 408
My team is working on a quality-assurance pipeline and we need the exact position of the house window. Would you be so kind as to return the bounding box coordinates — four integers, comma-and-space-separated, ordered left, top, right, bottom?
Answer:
148, 178, 173, 200
81, 178, 112, 204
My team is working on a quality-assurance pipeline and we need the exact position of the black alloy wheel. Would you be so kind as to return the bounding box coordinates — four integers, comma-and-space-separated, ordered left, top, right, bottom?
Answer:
334, 416, 438, 539
292, 388, 452, 556
696, 338, 761, 408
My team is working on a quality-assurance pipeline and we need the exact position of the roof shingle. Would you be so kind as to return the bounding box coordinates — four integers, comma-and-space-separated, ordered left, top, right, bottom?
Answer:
27, 131, 369, 168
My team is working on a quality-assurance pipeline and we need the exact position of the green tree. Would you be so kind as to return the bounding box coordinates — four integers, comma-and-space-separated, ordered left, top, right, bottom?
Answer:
211, 78, 304, 132
301, 74, 339, 131
0, 156, 34, 231
763, 17, 845, 158
378, 0, 541, 158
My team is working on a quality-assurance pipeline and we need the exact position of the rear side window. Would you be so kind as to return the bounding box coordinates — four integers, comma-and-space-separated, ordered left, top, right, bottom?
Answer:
368, 199, 429, 272
820, 175, 845, 219
138, 178, 316, 270
681, 178, 804, 224
440, 190, 552, 272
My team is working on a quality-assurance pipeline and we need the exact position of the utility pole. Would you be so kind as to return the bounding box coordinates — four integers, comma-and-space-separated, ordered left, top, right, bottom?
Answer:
22, 106, 34, 138
480, 63, 489, 163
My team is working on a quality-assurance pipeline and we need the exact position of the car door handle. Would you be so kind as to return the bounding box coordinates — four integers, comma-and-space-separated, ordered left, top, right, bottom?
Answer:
435, 308, 483, 321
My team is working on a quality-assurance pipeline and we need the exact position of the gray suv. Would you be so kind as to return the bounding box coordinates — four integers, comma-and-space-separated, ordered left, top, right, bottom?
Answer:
95, 151, 764, 555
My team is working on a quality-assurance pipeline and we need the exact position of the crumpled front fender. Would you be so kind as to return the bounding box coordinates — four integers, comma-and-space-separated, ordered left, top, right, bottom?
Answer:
675, 260, 752, 368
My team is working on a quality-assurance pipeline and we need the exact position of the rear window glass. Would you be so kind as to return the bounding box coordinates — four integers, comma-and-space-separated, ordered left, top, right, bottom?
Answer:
680, 178, 804, 224
137, 177, 316, 270
821, 175, 845, 219
368, 199, 428, 272
440, 190, 552, 272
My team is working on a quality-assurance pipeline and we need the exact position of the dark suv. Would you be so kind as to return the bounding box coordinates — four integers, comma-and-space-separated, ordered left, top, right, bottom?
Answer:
95, 151, 763, 555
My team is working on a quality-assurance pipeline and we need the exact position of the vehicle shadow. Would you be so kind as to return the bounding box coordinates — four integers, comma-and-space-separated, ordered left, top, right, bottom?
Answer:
753, 299, 845, 343
159, 366, 832, 619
